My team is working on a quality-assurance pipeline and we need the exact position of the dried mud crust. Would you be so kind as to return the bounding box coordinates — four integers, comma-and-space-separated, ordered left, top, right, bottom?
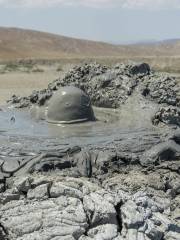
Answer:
0, 129, 180, 240
0, 167, 180, 240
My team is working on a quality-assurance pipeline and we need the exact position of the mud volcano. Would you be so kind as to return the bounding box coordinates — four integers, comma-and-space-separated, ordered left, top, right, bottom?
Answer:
0, 62, 180, 240
46, 86, 95, 124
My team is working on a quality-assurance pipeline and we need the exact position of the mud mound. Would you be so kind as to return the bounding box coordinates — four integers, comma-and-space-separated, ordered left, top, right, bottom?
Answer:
8, 62, 179, 108
8, 62, 180, 127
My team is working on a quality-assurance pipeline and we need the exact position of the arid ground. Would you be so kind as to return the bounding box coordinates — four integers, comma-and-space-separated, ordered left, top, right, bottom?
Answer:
0, 63, 74, 105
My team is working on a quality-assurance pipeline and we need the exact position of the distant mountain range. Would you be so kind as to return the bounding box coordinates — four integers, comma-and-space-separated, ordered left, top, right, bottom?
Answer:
0, 27, 180, 60
131, 39, 180, 45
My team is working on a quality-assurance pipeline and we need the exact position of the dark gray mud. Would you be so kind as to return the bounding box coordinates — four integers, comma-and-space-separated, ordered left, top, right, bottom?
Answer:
0, 62, 180, 240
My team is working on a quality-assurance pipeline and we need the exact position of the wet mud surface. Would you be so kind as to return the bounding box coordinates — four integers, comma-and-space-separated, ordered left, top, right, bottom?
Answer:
0, 62, 180, 240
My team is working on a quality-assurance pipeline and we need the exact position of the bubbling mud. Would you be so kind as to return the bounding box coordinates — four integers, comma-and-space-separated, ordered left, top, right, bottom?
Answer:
46, 86, 96, 124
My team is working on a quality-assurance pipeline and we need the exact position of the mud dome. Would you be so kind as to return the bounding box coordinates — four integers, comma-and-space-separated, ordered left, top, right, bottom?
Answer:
0, 62, 180, 240
46, 86, 95, 124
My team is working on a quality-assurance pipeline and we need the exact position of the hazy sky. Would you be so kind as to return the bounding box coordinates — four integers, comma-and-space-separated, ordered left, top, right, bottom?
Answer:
0, 0, 180, 43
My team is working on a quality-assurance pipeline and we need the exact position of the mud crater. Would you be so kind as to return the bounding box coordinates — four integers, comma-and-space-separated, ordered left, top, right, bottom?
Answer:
0, 62, 180, 240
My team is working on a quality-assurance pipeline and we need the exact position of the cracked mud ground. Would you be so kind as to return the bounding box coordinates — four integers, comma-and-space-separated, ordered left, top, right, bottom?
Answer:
0, 62, 180, 240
